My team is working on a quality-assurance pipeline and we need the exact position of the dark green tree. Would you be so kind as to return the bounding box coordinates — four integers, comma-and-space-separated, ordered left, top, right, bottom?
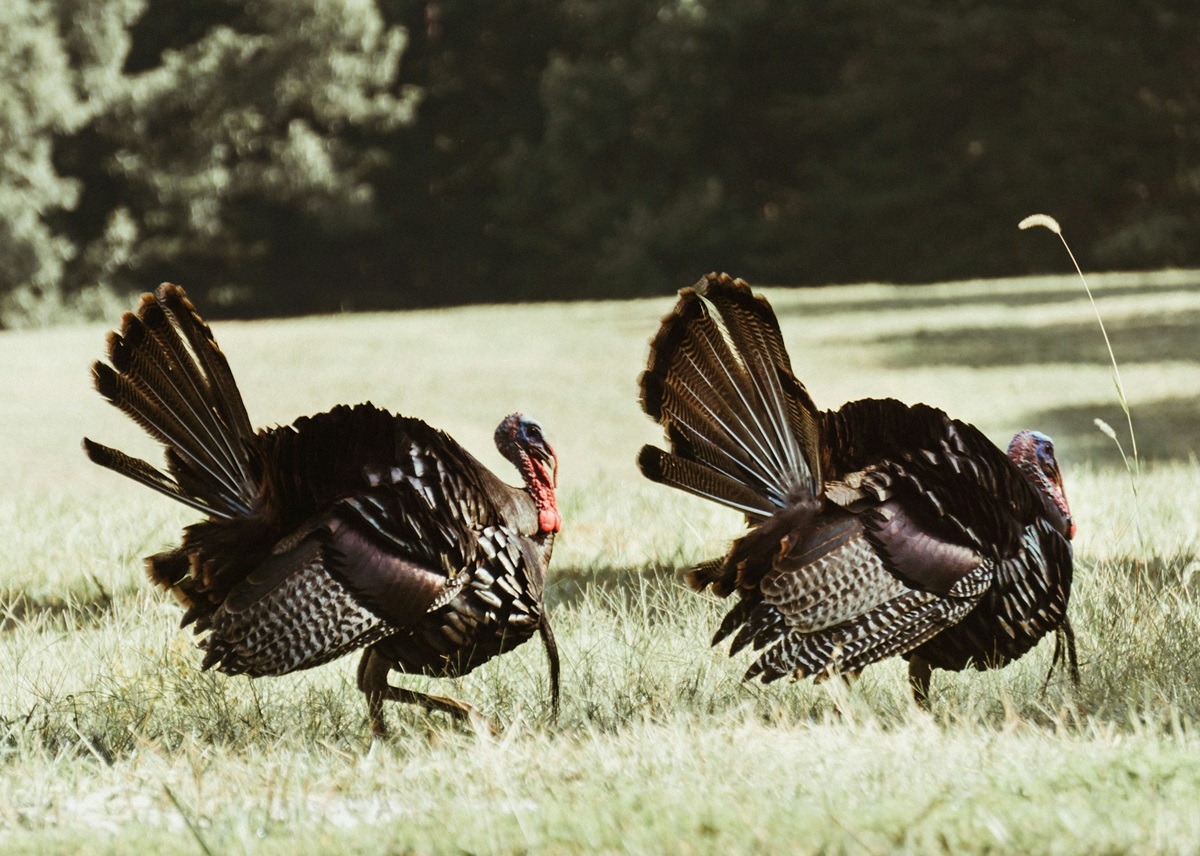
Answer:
371, 0, 563, 304
0, 0, 91, 322
489, 0, 1200, 296
4, 0, 1194, 317
60, 0, 416, 314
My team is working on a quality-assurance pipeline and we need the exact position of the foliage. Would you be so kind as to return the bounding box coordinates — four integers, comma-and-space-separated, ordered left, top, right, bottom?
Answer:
63, 0, 416, 314
376, 0, 563, 305
0, 1, 1198, 319
0, 0, 88, 319
494, 1, 1200, 296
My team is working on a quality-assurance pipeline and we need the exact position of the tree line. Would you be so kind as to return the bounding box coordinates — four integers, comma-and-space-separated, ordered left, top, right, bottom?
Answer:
2, 0, 1197, 320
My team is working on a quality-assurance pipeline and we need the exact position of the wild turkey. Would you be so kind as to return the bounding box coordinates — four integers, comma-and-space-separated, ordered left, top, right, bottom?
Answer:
84, 283, 561, 734
638, 273, 1076, 704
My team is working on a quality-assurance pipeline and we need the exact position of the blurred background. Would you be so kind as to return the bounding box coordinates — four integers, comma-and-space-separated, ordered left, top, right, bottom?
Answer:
1, 0, 1197, 322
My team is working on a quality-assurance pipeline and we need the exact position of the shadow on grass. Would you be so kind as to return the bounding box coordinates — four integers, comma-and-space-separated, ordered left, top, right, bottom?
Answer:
1111, 552, 1199, 590
866, 309, 1200, 369
1023, 396, 1200, 466
773, 281, 1200, 320
546, 562, 688, 612
0, 588, 116, 634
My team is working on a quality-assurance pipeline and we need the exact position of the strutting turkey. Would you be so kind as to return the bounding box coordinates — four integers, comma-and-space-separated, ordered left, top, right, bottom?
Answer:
637, 273, 1077, 704
84, 283, 561, 734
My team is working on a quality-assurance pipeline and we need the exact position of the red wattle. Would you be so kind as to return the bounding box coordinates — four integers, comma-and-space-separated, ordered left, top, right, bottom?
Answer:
524, 457, 561, 533
539, 507, 562, 533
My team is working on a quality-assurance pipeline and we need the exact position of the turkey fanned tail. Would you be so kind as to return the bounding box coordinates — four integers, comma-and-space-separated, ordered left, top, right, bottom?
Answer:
639, 274, 822, 517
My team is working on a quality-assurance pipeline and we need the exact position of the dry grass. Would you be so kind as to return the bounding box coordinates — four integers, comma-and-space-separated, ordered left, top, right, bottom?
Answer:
0, 270, 1198, 853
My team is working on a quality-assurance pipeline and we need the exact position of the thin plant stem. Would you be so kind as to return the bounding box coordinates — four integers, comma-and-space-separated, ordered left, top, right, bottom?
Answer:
1062, 244, 1138, 477
1019, 214, 1145, 580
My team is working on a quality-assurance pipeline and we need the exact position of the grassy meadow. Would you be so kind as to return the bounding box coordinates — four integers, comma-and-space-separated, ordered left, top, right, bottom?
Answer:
1, 270, 1199, 853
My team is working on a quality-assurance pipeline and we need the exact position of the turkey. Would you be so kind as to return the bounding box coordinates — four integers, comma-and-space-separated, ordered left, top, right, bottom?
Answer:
84, 283, 561, 734
637, 273, 1076, 705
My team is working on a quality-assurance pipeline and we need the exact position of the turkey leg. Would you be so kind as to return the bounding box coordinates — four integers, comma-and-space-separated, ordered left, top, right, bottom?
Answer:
356, 647, 492, 736
908, 655, 933, 709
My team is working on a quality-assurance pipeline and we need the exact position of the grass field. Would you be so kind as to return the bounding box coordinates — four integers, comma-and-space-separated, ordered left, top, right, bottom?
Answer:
1, 270, 1199, 853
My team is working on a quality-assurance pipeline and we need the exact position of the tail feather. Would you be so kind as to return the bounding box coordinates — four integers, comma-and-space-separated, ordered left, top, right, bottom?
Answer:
637, 446, 775, 518
85, 283, 259, 520
91, 359, 248, 512
111, 310, 246, 491
643, 291, 791, 501
700, 280, 812, 487
82, 437, 230, 518
157, 285, 254, 448
641, 296, 763, 453
645, 371, 782, 501
653, 291, 800, 495
640, 273, 823, 515
135, 292, 253, 494
682, 557, 726, 592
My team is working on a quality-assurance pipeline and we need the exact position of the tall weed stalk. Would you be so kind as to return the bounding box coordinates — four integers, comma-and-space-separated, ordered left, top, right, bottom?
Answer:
1019, 214, 1145, 583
